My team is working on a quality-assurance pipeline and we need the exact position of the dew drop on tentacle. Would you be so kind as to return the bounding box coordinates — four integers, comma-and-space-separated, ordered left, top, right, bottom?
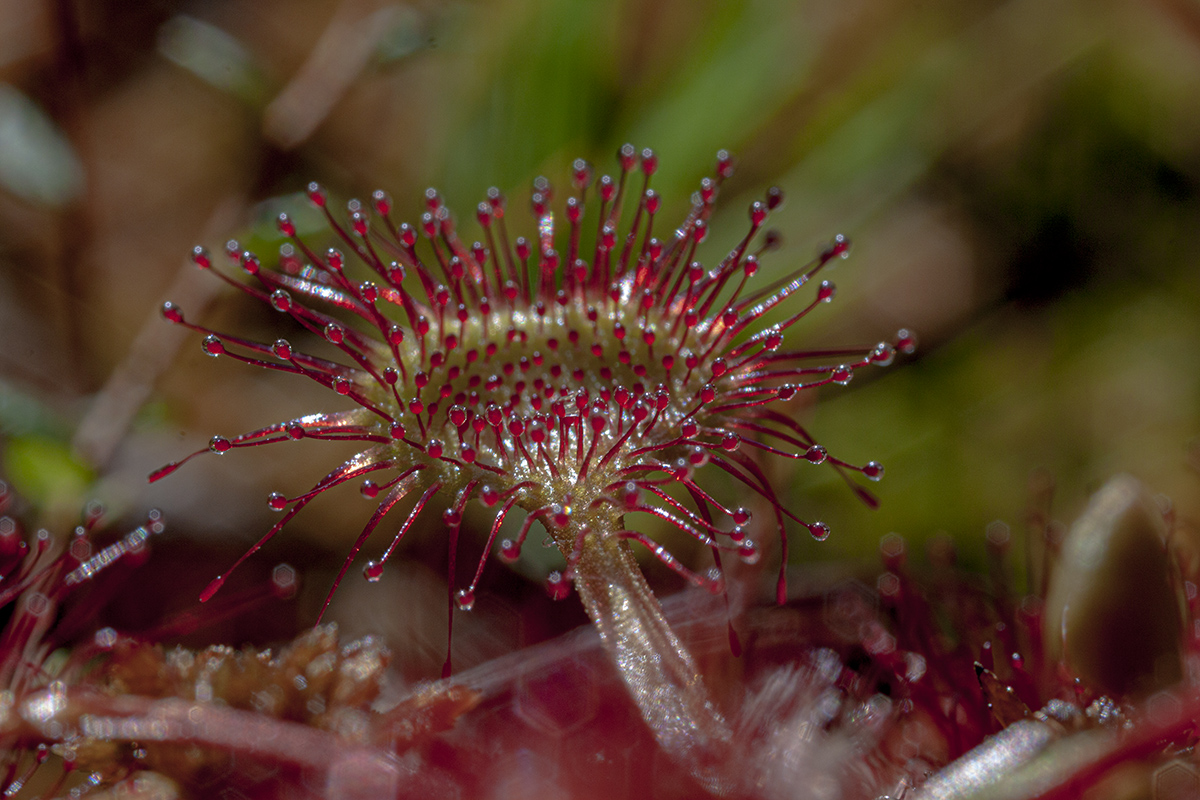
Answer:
209, 436, 231, 454
267, 492, 288, 511
363, 560, 384, 583
498, 538, 520, 563
546, 570, 571, 600
895, 328, 918, 354
870, 342, 896, 367
808, 522, 831, 542
191, 245, 211, 269
455, 589, 475, 611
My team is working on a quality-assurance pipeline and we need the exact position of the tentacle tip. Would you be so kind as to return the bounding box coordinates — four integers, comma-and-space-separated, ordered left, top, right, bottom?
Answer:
147, 463, 179, 483
199, 575, 226, 603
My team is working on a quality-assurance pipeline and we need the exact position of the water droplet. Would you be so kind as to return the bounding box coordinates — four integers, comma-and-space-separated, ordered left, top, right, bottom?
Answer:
808, 522, 831, 542
546, 571, 571, 600
823, 233, 850, 260
326, 248, 344, 272
749, 200, 767, 227
480, 485, 499, 507
209, 436, 231, 454
307, 182, 327, 208
670, 458, 693, 482
863, 461, 885, 481
94, 627, 118, 649
805, 445, 827, 465
705, 571, 726, 595
363, 561, 384, 582
765, 186, 784, 211
202, 335, 224, 357
360, 480, 379, 499
191, 246, 211, 269
895, 329, 917, 354
733, 507, 752, 525
739, 541, 760, 565
499, 539, 520, 563
831, 365, 853, 385
818, 280, 836, 302
870, 342, 895, 366
267, 492, 288, 511
455, 589, 475, 611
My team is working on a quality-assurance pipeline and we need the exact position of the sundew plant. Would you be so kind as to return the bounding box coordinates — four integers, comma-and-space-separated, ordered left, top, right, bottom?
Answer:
152, 146, 911, 785
2, 1, 1200, 797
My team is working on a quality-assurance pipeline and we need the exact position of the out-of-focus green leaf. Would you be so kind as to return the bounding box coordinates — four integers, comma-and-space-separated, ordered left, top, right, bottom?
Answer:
374, 5, 430, 64
157, 15, 267, 106
3, 435, 93, 519
623, 0, 815, 194
0, 84, 84, 207
435, 0, 618, 198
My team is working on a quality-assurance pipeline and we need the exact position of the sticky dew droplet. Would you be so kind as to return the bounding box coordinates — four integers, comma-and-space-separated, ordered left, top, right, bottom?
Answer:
455, 589, 475, 611
546, 570, 571, 600
363, 561, 384, 582
499, 538, 520, 563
